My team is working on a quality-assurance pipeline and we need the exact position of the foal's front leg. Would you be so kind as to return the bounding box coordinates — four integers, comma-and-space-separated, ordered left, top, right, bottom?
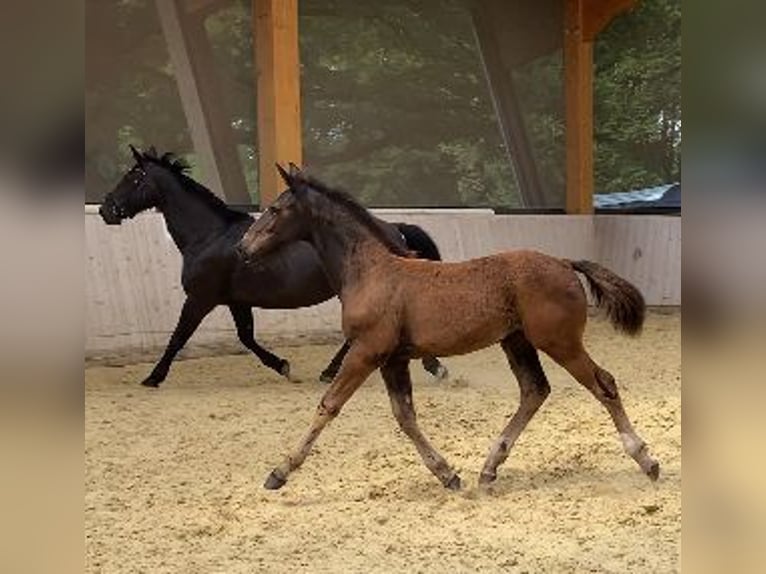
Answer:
263, 343, 379, 489
381, 359, 461, 489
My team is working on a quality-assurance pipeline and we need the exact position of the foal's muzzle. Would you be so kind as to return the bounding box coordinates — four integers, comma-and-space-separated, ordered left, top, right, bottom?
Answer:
236, 242, 253, 265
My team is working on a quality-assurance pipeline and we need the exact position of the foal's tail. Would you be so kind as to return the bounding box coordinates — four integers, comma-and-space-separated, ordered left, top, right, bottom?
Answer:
569, 260, 645, 336
395, 223, 442, 261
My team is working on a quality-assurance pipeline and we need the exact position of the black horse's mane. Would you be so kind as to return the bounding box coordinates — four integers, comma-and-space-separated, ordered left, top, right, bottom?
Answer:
141, 148, 250, 222
298, 174, 411, 257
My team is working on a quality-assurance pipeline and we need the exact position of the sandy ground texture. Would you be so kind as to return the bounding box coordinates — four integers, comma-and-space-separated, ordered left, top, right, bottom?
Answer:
86, 312, 681, 573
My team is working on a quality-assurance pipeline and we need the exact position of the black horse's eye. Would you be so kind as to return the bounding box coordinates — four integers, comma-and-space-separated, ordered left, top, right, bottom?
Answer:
129, 169, 145, 186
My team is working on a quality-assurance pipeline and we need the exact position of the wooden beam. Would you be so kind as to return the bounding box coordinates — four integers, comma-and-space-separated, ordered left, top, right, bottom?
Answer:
183, 0, 228, 18
471, 0, 546, 207
471, 0, 563, 69
254, 0, 302, 207
156, 0, 224, 197
564, 0, 594, 214
156, 0, 251, 203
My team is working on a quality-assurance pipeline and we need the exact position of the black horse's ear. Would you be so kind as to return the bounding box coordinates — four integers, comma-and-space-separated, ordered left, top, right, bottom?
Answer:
129, 144, 143, 167
275, 163, 293, 187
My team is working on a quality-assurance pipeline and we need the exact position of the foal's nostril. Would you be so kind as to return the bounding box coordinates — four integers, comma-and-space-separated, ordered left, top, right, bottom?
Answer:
236, 243, 250, 263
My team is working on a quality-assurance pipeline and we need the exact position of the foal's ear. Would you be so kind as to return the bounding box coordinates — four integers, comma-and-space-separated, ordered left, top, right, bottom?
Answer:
288, 162, 303, 178
129, 144, 144, 167
287, 163, 310, 193
275, 163, 293, 187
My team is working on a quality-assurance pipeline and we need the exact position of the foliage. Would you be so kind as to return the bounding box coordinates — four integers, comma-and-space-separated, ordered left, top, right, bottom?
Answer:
594, 0, 682, 192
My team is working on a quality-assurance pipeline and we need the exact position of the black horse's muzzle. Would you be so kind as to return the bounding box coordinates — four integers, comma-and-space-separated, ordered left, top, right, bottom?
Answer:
99, 203, 122, 225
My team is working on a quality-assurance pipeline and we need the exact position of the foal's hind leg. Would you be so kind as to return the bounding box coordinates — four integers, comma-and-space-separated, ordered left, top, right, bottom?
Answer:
479, 332, 551, 485
229, 305, 290, 379
557, 349, 660, 481
381, 359, 461, 489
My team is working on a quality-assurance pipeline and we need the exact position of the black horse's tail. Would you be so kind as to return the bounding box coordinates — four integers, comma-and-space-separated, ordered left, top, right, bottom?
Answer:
395, 222, 442, 261
569, 260, 645, 336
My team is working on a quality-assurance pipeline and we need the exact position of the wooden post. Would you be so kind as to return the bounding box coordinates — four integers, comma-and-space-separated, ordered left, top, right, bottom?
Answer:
564, 0, 594, 214
254, 0, 302, 207
565, 0, 638, 214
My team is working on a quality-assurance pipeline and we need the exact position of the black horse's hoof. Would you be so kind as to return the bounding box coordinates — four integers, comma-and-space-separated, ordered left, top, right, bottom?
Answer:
318, 371, 334, 384
279, 361, 292, 380
140, 377, 161, 388
433, 364, 449, 381
445, 474, 462, 491
264, 470, 287, 490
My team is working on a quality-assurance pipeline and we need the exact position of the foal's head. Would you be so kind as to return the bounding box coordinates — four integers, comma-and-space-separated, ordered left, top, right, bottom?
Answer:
99, 145, 186, 225
238, 164, 311, 257
239, 164, 412, 262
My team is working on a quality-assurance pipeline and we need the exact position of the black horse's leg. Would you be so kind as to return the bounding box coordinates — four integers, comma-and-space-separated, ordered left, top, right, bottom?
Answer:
141, 297, 213, 387
319, 340, 351, 384
422, 356, 449, 381
229, 305, 291, 379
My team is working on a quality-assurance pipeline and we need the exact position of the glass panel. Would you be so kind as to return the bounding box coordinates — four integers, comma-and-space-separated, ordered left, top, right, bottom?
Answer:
85, 0, 257, 204
299, 0, 519, 208
594, 0, 681, 198
510, 50, 566, 207
86, 0, 192, 202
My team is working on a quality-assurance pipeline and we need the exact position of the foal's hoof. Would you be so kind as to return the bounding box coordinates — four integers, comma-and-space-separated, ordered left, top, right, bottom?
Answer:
318, 371, 334, 384
646, 461, 660, 482
445, 474, 462, 491
140, 377, 161, 388
279, 361, 292, 381
264, 470, 287, 490
478, 472, 496, 486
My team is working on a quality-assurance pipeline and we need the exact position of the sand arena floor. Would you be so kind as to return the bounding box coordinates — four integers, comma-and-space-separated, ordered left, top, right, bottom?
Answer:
85, 312, 681, 573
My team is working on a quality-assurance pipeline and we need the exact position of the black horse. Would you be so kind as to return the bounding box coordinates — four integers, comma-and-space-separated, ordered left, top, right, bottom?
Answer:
98, 146, 447, 386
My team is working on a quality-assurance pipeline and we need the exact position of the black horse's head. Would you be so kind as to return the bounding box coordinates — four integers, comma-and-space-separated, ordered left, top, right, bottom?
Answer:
99, 145, 163, 225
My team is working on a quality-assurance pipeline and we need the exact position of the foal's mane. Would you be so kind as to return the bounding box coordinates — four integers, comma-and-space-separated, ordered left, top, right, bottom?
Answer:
141, 148, 250, 222
299, 175, 410, 257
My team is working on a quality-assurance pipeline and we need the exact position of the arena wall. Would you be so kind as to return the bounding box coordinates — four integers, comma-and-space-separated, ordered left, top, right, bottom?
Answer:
85, 208, 680, 363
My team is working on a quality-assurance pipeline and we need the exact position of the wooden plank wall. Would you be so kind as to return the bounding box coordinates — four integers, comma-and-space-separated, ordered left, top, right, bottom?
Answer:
595, 215, 682, 306
85, 210, 680, 363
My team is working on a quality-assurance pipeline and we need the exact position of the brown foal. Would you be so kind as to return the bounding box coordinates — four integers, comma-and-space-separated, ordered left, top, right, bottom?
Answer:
238, 165, 660, 490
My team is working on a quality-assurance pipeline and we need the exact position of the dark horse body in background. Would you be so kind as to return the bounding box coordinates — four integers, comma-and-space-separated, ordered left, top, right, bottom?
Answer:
99, 146, 447, 386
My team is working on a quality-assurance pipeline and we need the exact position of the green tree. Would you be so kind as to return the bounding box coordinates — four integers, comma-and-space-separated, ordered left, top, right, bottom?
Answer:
594, 0, 682, 192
